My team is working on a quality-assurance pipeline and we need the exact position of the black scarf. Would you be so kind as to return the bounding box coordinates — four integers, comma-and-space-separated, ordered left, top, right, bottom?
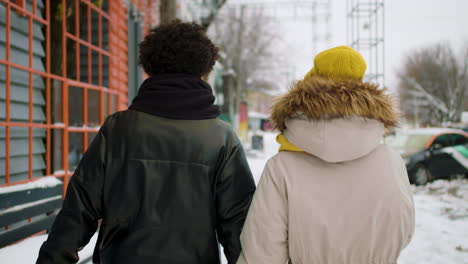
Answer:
129, 74, 220, 120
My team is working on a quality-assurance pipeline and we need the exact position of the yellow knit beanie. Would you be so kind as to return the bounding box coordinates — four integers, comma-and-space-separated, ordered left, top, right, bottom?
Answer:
305, 46, 367, 81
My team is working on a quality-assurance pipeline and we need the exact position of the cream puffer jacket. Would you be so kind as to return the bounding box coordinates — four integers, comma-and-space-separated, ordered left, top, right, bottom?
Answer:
237, 77, 415, 264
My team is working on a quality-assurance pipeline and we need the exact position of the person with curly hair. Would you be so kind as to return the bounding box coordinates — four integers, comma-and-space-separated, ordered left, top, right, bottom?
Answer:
37, 20, 256, 264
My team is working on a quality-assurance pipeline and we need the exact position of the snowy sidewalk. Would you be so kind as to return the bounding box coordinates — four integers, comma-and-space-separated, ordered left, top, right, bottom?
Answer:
0, 233, 98, 264
399, 179, 468, 264
1, 133, 467, 263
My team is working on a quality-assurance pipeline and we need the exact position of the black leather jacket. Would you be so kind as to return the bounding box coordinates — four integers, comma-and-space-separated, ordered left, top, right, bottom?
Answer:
37, 110, 256, 264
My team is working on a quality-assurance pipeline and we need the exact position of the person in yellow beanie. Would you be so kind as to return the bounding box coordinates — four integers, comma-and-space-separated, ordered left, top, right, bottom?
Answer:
237, 46, 415, 264
304, 46, 367, 80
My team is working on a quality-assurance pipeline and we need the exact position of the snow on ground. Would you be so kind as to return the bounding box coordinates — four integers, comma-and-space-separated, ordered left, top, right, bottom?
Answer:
245, 132, 279, 183
0, 176, 61, 194
1, 132, 467, 263
0, 233, 98, 264
399, 179, 468, 264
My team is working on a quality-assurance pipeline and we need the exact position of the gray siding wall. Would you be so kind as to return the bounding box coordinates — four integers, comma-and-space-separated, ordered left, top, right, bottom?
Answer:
0, 0, 47, 183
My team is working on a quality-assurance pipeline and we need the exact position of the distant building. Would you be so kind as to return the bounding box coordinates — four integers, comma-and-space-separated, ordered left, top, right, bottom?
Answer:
247, 91, 277, 132
247, 91, 276, 116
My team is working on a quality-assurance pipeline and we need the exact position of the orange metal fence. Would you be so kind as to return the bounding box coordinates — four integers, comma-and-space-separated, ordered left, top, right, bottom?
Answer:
0, 0, 157, 194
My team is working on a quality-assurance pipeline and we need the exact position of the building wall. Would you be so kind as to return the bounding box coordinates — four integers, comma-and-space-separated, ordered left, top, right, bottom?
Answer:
0, 0, 47, 184
0, 0, 159, 192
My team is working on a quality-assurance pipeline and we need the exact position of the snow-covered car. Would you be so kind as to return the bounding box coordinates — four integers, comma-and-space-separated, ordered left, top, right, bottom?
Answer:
388, 128, 468, 185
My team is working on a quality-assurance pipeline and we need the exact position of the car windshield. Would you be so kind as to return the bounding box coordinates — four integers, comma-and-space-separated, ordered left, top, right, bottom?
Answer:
390, 133, 433, 152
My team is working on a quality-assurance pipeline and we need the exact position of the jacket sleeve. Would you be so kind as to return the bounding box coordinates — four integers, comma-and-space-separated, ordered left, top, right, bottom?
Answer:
390, 149, 415, 249
237, 159, 289, 264
37, 122, 108, 264
216, 140, 256, 264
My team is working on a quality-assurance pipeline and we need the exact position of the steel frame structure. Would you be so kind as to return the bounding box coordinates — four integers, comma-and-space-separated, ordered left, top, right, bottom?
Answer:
347, 0, 385, 85
0, 0, 120, 193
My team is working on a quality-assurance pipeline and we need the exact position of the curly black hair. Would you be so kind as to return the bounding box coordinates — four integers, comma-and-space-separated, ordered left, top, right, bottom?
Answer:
139, 20, 219, 77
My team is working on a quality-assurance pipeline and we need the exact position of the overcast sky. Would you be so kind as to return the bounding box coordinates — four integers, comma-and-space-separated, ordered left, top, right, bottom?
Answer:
331, 0, 468, 92
227, 0, 468, 93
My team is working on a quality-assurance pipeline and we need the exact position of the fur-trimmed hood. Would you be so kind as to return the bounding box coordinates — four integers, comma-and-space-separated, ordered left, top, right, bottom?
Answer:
271, 77, 399, 162
271, 77, 398, 131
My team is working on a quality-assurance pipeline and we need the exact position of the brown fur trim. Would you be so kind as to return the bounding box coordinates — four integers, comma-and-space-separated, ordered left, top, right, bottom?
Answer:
271, 77, 399, 132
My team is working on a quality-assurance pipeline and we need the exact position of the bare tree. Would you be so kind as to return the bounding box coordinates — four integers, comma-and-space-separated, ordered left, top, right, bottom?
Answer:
209, 5, 283, 122
398, 43, 468, 126
200, 0, 228, 28
160, 0, 178, 24
160, 0, 227, 28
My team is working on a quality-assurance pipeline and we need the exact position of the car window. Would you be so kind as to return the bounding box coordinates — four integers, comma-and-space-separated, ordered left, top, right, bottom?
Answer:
432, 134, 451, 148
449, 134, 468, 146
406, 135, 433, 149
389, 133, 432, 152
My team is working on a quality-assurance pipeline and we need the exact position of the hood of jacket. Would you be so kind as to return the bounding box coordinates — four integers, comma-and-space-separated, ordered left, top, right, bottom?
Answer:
271, 76, 398, 163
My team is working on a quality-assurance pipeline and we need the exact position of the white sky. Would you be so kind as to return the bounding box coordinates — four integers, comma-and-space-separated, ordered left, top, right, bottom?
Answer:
332, 0, 468, 91
225, 0, 468, 93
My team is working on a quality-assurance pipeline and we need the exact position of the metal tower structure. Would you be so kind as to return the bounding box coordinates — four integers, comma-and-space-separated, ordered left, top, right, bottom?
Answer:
347, 0, 385, 85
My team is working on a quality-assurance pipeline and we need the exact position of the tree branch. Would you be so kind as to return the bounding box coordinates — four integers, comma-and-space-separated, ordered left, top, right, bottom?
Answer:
404, 77, 449, 114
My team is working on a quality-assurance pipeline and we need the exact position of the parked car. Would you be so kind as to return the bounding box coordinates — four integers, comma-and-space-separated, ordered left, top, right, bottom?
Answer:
387, 128, 468, 185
